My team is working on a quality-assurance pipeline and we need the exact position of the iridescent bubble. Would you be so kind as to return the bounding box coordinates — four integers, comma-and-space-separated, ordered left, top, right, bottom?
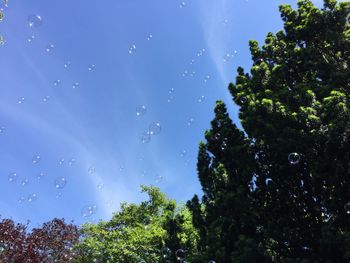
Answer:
88, 64, 95, 71
72, 82, 79, 89
8, 172, 18, 182
288, 152, 300, 165
179, 2, 186, 8
128, 44, 136, 54
45, 44, 54, 52
198, 95, 205, 103
27, 35, 35, 43
18, 97, 25, 104
149, 122, 161, 135
27, 193, 37, 202
53, 79, 61, 86
136, 105, 147, 116
27, 14, 42, 27
141, 131, 151, 143
161, 247, 172, 259
344, 202, 350, 214
32, 155, 41, 164
176, 249, 186, 260
54, 177, 67, 189
21, 178, 29, 186
81, 204, 97, 217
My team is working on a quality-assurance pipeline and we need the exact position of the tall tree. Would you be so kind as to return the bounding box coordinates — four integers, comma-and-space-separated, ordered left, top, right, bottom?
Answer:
189, 0, 350, 262
75, 186, 199, 263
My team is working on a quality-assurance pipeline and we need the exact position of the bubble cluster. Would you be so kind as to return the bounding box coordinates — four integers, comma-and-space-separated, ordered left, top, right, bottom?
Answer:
136, 105, 147, 116
45, 44, 54, 52
54, 177, 67, 189
27, 14, 43, 27
81, 204, 97, 217
128, 44, 136, 54
288, 152, 300, 165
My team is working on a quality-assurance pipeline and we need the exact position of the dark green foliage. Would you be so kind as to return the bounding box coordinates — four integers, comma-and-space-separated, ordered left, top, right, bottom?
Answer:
188, 0, 350, 262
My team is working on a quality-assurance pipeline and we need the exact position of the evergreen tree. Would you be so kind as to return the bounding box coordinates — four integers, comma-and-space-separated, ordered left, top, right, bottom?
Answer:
188, 0, 350, 262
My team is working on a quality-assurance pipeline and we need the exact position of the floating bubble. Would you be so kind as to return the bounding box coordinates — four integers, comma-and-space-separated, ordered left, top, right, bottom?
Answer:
8, 172, 17, 182
167, 96, 174, 103
27, 35, 35, 43
204, 75, 210, 83
240, 96, 247, 104
81, 204, 97, 217
0, 0, 8, 10
179, 2, 186, 8
54, 177, 67, 189
141, 131, 151, 143
155, 174, 163, 183
265, 178, 273, 186
88, 64, 95, 71
344, 202, 350, 214
37, 172, 45, 180
68, 158, 76, 166
223, 19, 229, 24
32, 155, 41, 164
59, 158, 65, 165
147, 34, 153, 41
141, 170, 146, 177
182, 70, 188, 77
213, 132, 221, 140
0, 34, 4, 45
221, 141, 227, 150
189, 71, 195, 77
149, 122, 161, 135
190, 59, 195, 65
136, 105, 147, 116
63, 61, 71, 68
168, 88, 175, 94
187, 117, 195, 126
55, 192, 62, 199
128, 44, 136, 54
0, 126, 5, 133
197, 48, 206, 57
97, 182, 104, 191
161, 247, 172, 259
27, 14, 42, 27
288, 152, 300, 165
53, 79, 61, 86
18, 97, 25, 104
180, 149, 187, 157
27, 193, 37, 202
176, 249, 186, 260
18, 197, 26, 204
72, 82, 79, 89
42, 96, 50, 102
45, 44, 54, 52
198, 95, 205, 103
21, 178, 29, 186
88, 166, 96, 175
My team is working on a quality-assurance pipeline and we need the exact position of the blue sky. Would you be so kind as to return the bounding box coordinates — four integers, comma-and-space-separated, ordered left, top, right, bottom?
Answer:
0, 0, 326, 227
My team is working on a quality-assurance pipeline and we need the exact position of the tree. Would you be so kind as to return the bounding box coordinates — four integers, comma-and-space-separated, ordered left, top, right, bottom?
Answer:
0, 217, 80, 262
75, 186, 199, 263
188, 0, 350, 262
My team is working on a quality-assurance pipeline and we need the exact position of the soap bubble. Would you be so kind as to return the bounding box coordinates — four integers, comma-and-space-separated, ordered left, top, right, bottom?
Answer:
81, 204, 97, 217
54, 177, 67, 189
27, 193, 37, 202
149, 122, 161, 135
32, 155, 41, 164
8, 172, 18, 182
176, 249, 186, 260
161, 247, 172, 259
136, 105, 147, 116
344, 202, 350, 214
288, 152, 300, 165
141, 132, 151, 143
27, 14, 42, 27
